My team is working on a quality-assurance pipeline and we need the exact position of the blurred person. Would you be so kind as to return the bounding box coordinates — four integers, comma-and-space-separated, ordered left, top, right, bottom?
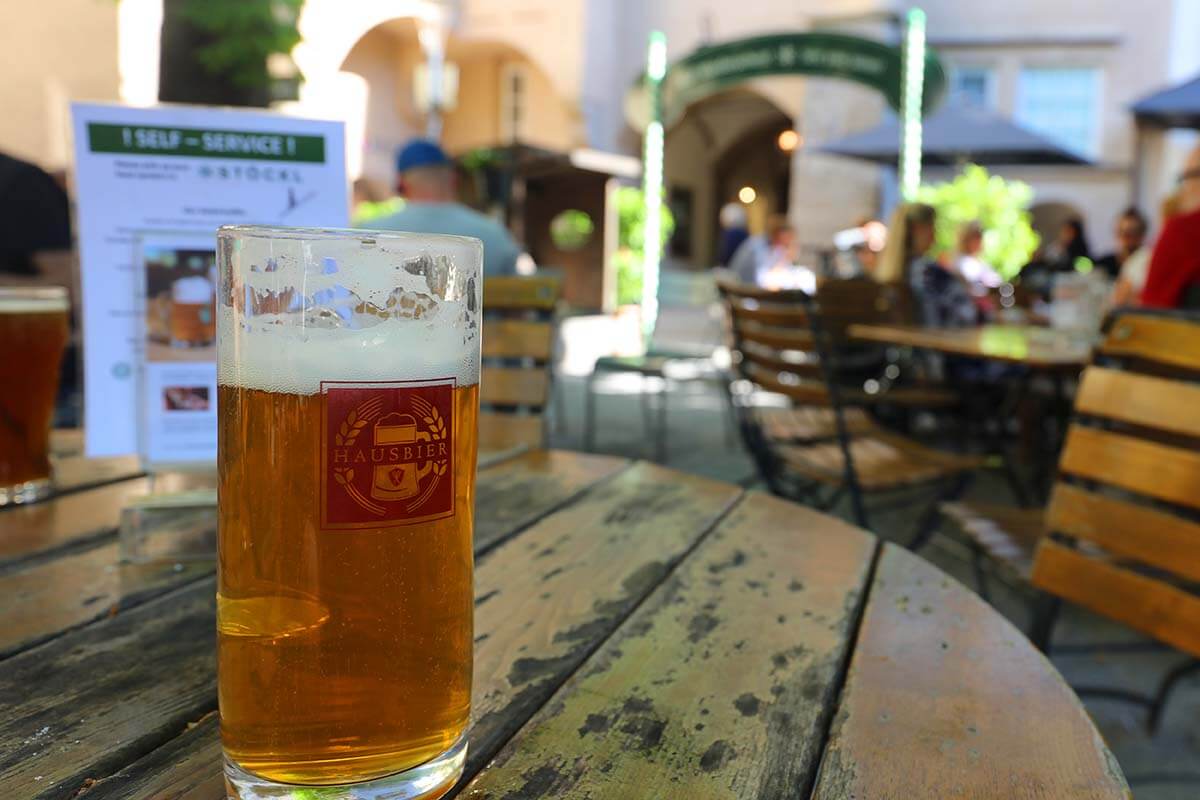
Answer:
1142, 145, 1200, 308
837, 218, 887, 278
1047, 217, 1093, 271
367, 139, 520, 276
878, 203, 977, 327
717, 202, 750, 266
1104, 206, 1156, 307
952, 222, 1002, 293
0, 151, 71, 277
1021, 216, 1092, 299
728, 214, 799, 287
1094, 207, 1148, 280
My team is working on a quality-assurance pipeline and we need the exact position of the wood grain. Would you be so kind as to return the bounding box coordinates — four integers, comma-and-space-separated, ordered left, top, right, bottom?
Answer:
1058, 426, 1200, 510
0, 540, 213, 658
1047, 483, 1200, 583
76, 715, 223, 800
461, 493, 876, 800
1032, 540, 1200, 660
848, 324, 1093, 369
0, 472, 215, 569
483, 320, 554, 361
1102, 314, 1200, 371
1075, 366, 1200, 439
480, 413, 545, 452
473, 450, 629, 553
50, 454, 143, 494
813, 544, 1130, 800
468, 462, 742, 780
0, 580, 217, 800
72, 459, 741, 799
482, 366, 550, 407
483, 275, 561, 311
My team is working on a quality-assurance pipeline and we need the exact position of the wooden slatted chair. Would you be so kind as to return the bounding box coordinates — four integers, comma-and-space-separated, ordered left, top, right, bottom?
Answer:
717, 278, 980, 534
942, 311, 1200, 731
480, 275, 561, 454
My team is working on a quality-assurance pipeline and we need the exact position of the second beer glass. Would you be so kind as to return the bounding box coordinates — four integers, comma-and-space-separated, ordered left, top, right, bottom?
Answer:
216, 226, 480, 799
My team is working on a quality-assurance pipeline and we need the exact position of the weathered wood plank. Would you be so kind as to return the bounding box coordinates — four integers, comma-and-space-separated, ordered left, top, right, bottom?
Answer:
467, 463, 742, 780
1059, 426, 1200, 511
0, 540, 213, 658
1047, 483, 1200, 583
72, 715, 224, 800
0, 472, 215, 570
813, 544, 1130, 800
474, 450, 627, 553
461, 493, 877, 800
0, 580, 217, 800
1032, 540, 1200, 660
50, 454, 143, 494
1075, 366, 1200, 439
21, 456, 737, 799
0, 451, 616, 662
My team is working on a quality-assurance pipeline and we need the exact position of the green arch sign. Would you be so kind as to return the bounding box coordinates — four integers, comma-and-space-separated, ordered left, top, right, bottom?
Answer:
661, 32, 946, 124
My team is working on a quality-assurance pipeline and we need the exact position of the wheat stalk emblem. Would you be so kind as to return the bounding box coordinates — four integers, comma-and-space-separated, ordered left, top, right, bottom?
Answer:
333, 396, 385, 515
407, 394, 449, 511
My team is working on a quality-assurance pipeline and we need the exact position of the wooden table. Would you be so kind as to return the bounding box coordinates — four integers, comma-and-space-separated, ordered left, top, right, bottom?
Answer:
848, 323, 1095, 370
0, 449, 1130, 799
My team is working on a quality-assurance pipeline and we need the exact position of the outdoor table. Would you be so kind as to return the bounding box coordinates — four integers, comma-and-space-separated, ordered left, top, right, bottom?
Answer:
849, 323, 1096, 502
847, 323, 1094, 370
0, 448, 1130, 798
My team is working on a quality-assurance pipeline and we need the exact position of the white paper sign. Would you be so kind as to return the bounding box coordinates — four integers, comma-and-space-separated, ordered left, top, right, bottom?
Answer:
71, 103, 347, 459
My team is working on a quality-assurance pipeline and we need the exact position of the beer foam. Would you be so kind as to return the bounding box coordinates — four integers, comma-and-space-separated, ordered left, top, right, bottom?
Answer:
0, 291, 69, 314
217, 227, 480, 394
218, 305, 478, 393
172, 275, 214, 303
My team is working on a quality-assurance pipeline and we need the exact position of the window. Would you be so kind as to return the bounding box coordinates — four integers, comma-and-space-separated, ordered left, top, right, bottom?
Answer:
949, 66, 995, 109
1015, 68, 1101, 159
499, 64, 528, 144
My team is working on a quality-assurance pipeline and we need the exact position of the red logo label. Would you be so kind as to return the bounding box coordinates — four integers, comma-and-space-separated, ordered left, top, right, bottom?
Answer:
320, 379, 455, 530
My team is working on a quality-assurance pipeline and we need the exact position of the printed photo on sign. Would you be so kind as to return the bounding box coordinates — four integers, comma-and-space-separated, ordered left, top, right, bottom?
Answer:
135, 231, 220, 467
143, 244, 216, 363
163, 386, 211, 413
320, 379, 456, 530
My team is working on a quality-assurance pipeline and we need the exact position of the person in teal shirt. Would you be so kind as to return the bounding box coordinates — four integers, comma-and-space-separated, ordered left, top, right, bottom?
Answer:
364, 139, 521, 277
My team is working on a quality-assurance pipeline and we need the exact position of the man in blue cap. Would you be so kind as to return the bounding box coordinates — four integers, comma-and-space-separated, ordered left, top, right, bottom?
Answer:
366, 139, 521, 276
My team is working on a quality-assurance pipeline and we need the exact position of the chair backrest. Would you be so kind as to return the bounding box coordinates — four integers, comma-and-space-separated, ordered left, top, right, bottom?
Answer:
715, 276, 829, 406
1032, 312, 1200, 658
715, 276, 912, 402
480, 275, 561, 452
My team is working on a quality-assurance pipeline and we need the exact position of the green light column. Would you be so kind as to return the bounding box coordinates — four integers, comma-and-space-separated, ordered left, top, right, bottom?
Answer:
899, 8, 927, 201
641, 31, 667, 341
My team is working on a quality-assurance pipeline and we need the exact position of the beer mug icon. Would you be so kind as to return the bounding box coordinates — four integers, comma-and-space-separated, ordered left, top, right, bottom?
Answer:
371, 412, 432, 501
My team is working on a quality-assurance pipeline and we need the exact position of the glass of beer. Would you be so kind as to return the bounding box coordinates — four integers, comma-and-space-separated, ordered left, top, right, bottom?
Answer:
0, 286, 69, 506
169, 274, 215, 348
216, 226, 480, 799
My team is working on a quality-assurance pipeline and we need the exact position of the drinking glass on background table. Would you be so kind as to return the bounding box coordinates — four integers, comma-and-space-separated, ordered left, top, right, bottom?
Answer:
216, 226, 480, 799
0, 286, 69, 505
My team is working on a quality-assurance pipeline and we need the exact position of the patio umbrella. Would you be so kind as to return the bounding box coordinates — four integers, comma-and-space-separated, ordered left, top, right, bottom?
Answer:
819, 104, 1091, 166
1131, 72, 1200, 129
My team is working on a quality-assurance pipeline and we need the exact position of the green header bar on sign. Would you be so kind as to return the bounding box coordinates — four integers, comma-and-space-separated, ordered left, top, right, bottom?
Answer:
661, 32, 946, 124
87, 123, 326, 163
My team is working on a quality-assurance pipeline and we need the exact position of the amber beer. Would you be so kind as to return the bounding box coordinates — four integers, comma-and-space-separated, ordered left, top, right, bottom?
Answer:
0, 287, 69, 505
217, 226, 481, 798
169, 275, 215, 347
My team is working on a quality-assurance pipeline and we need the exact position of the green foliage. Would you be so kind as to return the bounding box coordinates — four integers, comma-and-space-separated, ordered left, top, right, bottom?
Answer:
178, 0, 304, 89
612, 186, 674, 306
915, 164, 1040, 281
550, 210, 595, 251
352, 198, 405, 227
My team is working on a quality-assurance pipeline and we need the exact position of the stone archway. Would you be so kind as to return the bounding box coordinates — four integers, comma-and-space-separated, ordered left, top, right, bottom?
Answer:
297, 3, 581, 191
664, 88, 795, 267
